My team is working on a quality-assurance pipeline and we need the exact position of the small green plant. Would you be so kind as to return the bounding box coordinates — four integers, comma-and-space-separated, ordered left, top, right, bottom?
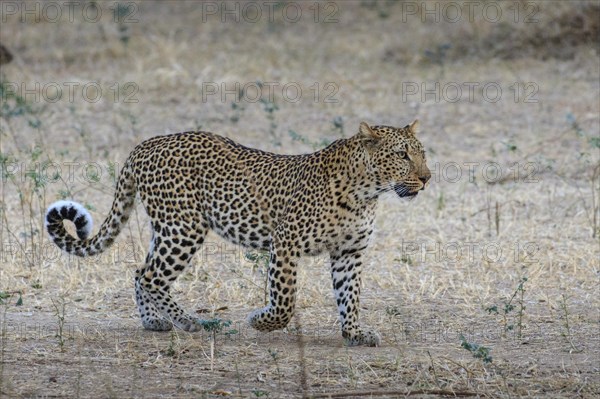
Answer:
199, 318, 234, 370
0, 75, 41, 126
385, 305, 400, 317
51, 297, 68, 351
268, 348, 282, 388
0, 86, 52, 268
252, 389, 269, 397
234, 357, 243, 396
394, 254, 413, 266
165, 330, 178, 357
426, 350, 442, 388
485, 193, 500, 237
0, 291, 22, 306
501, 140, 518, 153
437, 191, 445, 212
567, 113, 600, 238
567, 113, 598, 146
1, 138, 57, 270
107, 161, 119, 183
486, 277, 528, 338
200, 318, 232, 335
257, 82, 280, 145
459, 334, 493, 364
495, 201, 500, 236
288, 129, 331, 151
229, 101, 246, 124
112, 3, 133, 45
559, 294, 582, 353
384, 305, 401, 343
332, 116, 344, 136
360, 0, 395, 19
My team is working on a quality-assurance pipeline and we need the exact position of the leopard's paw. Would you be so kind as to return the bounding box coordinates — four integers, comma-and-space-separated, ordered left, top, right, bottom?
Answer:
344, 326, 381, 347
247, 306, 291, 332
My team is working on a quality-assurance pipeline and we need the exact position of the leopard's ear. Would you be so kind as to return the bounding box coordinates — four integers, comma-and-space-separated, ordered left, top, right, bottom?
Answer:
407, 119, 419, 135
359, 122, 382, 140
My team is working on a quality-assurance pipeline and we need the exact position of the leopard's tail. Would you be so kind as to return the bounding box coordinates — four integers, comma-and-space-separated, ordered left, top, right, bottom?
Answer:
45, 162, 136, 257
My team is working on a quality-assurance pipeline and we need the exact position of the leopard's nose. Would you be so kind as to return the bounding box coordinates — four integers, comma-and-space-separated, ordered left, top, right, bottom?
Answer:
419, 175, 430, 185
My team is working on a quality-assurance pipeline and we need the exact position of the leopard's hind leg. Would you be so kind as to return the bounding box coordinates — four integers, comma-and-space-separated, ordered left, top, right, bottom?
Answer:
135, 221, 206, 332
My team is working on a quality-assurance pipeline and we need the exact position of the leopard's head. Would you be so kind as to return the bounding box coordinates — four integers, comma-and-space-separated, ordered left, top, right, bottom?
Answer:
359, 120, 431, 199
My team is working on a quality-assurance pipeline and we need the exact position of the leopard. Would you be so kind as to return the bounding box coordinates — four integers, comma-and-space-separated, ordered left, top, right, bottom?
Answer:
45, 120, 431, 346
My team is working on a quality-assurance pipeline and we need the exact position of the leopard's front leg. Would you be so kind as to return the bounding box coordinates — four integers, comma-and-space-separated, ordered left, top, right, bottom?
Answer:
247, 228, 298, 331
330, 246, 381, 347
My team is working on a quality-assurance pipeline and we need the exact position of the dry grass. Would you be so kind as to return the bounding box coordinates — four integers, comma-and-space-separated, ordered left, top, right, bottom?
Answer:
383, 1, 600, 63
1, 1, 599, 398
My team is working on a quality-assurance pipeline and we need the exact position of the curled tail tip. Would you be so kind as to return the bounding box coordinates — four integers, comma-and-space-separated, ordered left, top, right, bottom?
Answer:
45, 200, 93, 240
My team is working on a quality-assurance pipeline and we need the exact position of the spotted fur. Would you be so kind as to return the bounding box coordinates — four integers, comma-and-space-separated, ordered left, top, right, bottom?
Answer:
46, 121, 431, 346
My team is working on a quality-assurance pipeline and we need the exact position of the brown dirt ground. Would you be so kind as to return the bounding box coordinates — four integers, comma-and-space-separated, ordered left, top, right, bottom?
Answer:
1, 1, 599, 398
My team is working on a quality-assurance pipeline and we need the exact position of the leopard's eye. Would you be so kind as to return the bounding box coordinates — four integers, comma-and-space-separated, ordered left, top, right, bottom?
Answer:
398, 151, 409, 160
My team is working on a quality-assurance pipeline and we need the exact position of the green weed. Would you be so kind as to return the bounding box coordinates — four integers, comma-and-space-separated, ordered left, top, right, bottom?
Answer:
257, 81, 280, 146
486, 277, 528, 338
288, 129, 331, 151
199, 318, 235, 370
51, 296, 68, 351
559, 293, 583, 353
112, 3, 133, 45
0, 74, 41, 126
268, 348, 282, 389
165, 330, 178, 357
230, 101, 246, 124
332, 116, 344, 136
459, 334, 493, 364
567, 113, 600, 238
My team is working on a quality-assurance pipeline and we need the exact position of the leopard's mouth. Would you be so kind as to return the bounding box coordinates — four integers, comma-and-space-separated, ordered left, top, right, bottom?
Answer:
394, 184, 419, 199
